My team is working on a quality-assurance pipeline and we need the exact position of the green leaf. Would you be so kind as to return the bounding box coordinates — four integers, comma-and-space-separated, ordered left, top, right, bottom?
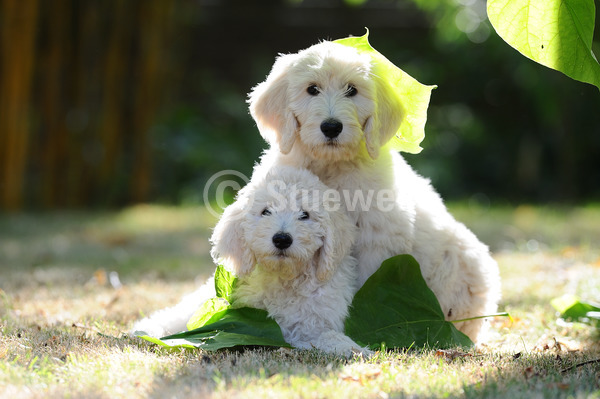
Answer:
551, 294, 600, 325
134, 333, 197, 350
140, 258, 483, 352
345, 255, 473, 350
334, 30, 436, 154
165, 331, 289, 351
163, 307, 292, 350
186, 265, 238, 330
343, 0, 368, 6
214, 265, 238, 302
138, 265, 290, 351
487, 0, 600, 90
186, 297, 230, 330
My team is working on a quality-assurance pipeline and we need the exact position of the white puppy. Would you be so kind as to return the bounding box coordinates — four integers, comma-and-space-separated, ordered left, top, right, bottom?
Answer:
248, 40, 501, 342
134, 166, 366, 356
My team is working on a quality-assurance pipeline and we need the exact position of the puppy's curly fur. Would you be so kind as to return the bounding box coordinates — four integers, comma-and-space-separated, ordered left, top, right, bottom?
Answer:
134, 166, 368, 356
249, 40, 501, 342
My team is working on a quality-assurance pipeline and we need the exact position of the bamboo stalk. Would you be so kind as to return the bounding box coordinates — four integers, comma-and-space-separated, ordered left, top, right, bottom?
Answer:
130, 0, 173, 203
98, 1, 131, 187
0, 0, 39, 211
67, 1, 100, 207
40, 0, 70, 208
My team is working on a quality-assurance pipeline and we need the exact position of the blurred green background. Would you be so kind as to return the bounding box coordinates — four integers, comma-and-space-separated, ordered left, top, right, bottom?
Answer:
1, 0, 599, 212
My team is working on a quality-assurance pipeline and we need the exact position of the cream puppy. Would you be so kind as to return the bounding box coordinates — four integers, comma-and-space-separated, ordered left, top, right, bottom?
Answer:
134, 166, 367, 356
248, 40, 501, 342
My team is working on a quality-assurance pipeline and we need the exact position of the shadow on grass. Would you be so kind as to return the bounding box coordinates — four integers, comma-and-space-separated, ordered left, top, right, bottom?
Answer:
462, 351, 600, 399
141, 344, 600, 398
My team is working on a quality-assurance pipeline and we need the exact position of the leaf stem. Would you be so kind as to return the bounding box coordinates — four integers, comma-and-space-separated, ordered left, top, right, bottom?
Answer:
449, 312, 510, 323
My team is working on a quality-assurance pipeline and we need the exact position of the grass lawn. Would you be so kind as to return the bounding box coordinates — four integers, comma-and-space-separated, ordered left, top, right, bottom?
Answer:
1, 203, 599, 398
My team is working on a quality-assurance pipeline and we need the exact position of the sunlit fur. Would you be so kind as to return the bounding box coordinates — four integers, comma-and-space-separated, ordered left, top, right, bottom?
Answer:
133, 166, 369, 356
249, 40, 501, 343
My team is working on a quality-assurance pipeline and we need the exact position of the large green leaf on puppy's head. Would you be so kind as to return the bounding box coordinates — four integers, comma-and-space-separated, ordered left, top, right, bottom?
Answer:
345, 254, 473, 350
334, 30, 437, 154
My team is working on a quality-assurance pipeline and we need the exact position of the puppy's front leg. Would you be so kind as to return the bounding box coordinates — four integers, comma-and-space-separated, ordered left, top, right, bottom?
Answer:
131, 277, 216, 337
279, 306, 371, 357
353, 207, 413, 288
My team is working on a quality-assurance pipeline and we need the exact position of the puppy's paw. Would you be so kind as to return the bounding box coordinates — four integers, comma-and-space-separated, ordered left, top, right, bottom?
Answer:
130, 318, 167, 338
313, 330, 372, 358
351, 346, 375, 358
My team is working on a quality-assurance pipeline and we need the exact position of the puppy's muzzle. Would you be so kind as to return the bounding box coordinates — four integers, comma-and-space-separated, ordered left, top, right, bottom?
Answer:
320, 119, 343, 139
272, 232, 293, 250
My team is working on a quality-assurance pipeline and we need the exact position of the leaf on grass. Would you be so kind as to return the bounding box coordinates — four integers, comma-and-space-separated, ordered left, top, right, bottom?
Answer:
139, 267, 291, 351
334, 30, 436, 154
487, 0, 600, 90
163, 307, 291, 350
186, 297, 230, 330
551, 294, 600, 325
136, 334, 196, 350
186, 265, 237, 330
345, 254, 473, 350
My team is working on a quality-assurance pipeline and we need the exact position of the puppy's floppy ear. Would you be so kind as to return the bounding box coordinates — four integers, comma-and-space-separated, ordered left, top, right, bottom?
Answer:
210, 194, 256, 276
363, 74, 404, 159
316, 209, 356, 282
248, 53, 299, 154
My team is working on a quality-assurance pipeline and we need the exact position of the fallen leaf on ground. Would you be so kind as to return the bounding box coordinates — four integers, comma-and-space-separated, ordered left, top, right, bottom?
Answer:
339, 366, 382, 386
435, 349, 473, 361
534, 335, 582, 353
548, 383, 571, 390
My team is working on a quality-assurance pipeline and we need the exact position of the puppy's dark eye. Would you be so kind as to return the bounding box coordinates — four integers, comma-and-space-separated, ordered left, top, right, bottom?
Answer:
307, 84, 319, 96
345, 85, 358, 97
299, 211, 310, 220
261, 208, 271, 216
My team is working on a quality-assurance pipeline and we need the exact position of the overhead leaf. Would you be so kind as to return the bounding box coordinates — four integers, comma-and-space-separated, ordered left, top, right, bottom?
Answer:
487, 0, 600, 90
345, 255, 473, 350
551, 294, 600, 326
335, 30, 436, 154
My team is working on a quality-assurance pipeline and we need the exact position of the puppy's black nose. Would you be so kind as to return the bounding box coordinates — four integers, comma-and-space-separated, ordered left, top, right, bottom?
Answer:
272, 232, 293, 250
320, 119, 343, 139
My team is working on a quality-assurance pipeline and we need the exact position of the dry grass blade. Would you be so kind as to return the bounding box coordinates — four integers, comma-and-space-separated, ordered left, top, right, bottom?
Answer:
561, 358, 600, 373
